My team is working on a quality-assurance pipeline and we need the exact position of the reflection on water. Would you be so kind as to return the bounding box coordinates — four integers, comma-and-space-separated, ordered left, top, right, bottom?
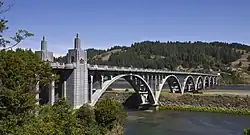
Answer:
125, 110, 250, 135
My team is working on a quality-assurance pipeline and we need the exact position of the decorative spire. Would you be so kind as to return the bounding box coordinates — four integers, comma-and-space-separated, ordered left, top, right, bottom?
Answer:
41, 36, 47, 51
74, 33, 81, 49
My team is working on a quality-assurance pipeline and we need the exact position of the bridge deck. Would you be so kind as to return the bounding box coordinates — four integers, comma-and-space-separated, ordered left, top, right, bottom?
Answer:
50, 62, 218, 76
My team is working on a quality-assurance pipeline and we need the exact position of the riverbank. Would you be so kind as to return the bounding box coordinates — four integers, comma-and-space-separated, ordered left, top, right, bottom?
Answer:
101, 90, 250, 115
159, 105, 250, 115
159, 92, 250, 115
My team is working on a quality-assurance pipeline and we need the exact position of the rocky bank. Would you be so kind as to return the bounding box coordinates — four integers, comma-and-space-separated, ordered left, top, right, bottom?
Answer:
159, 94, 250, 109
100, 91, 250, 110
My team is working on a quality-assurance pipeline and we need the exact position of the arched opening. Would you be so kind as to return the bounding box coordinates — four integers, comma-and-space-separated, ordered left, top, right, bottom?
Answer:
90, 74, 156, 109
183, 75, 195, 92
203, 76, 210, 89
159, 75, 181, 93
209, 77, 214, 88
195, 76, 203, 90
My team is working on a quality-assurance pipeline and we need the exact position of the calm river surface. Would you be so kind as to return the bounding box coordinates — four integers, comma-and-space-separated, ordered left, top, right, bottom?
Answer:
109, 81, 250, 134
124, 110, 250, 135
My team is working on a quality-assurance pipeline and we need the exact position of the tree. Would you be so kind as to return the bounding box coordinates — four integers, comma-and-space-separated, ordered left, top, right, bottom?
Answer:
17, 99, 83, 135
77, 104, 96, 126
76, 104, 101, 135
94, 99, 127, 131
0, 1, 33, 50
0, 49, 56, 135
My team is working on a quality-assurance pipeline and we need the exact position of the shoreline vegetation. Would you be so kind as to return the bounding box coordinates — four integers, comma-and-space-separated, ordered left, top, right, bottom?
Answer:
159, 91, 250, 115
158, 105, 250, 115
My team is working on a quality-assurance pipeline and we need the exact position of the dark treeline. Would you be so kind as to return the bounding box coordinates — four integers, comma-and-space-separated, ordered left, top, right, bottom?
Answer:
85, 41, 250, 71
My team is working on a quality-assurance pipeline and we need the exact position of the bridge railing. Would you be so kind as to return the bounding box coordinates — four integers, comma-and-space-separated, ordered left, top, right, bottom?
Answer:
49, 62, 218, 76
50, 62, 76, 69
87, 64, 219, 76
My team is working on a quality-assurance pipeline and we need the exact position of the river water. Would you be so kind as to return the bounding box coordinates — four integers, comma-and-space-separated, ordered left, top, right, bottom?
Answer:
124, 110, 250, 135
108, 81, 250, 134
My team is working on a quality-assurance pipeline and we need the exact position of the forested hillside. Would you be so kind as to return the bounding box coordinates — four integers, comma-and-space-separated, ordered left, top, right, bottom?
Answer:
87, 41, 250, 70
55, 41, 250, 84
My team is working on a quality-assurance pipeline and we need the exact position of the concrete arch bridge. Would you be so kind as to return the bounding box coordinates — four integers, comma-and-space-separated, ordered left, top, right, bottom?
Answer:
35, 34, 220, 109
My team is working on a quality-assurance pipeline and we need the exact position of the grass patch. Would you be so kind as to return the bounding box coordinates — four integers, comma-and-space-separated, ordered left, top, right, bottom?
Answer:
202, 89, 250, 93
159, 105, 250, 115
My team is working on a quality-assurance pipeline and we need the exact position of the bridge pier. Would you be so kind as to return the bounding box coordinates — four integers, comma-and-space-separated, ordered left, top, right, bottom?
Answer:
63, 80, 67, 98
138, 104, 159, 111
49, 80, 55, 105
100, 75, 104, 88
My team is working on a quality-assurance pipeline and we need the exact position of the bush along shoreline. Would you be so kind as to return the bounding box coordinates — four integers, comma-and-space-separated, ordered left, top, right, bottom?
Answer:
244, 128, 250, 135
159, 105, 250, 115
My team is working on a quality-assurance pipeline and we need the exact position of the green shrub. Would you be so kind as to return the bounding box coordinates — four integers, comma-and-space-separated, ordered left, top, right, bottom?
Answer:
76, 104, 101, 135
159, 105, 250, 115
20, 98, 83, 135
76, 104, 96, 126
244, 128, 250, 135
125, 89, 129, 92
95, 99, 127, 130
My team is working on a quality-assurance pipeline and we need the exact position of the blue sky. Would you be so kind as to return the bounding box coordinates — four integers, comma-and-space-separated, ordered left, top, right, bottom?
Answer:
4, 0, 250, 56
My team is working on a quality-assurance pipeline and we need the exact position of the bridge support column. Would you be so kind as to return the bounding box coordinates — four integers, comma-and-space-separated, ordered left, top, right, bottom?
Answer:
135, 77, 138, 85
150, 75, 154, 92
188, 83, 191, 91
36, 81, 39, 105
198, 81, 202, 90
203, 78, 206, 90
154, 75, 157, 91
215, 77, 218, 86
158, 75, 161, 90
140, 94, 147, 104
90, 75, 93, 95
208, 77, 211, 89
100, 75, 104, 89
63, 80, 67, 98
213, 77, 216, 88
146, 75, 150, 84
49, 80, 55, 105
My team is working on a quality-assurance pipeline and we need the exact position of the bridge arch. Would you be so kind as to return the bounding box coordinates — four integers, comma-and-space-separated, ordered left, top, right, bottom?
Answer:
156, 75, 182, 101
209, 76, 215, 88
158, 75, 182, 93
203, 76, 209, 89
182, 75, 196, 93
90, 74, 156, 106
195, 76, 203, 90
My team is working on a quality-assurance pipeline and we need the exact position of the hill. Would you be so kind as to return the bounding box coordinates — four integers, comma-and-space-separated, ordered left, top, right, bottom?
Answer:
54, 41, 250, 84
